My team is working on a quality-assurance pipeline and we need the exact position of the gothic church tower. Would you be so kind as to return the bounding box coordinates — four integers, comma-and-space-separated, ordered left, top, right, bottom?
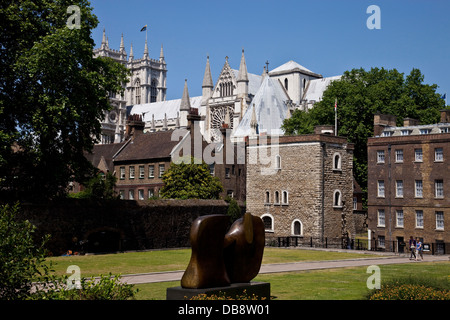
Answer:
93, 29, 167, 144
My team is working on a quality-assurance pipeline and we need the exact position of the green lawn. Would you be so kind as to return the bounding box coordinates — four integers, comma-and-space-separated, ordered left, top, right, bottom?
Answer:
134, 262, 450, 300
45, 248, 449, 300
46, 247, 382, 277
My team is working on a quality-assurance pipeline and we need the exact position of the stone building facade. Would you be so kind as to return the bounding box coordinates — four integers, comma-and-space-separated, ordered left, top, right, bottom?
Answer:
368, 111, 450, 253
93, 29, 167, 144
246, 130, 356, 245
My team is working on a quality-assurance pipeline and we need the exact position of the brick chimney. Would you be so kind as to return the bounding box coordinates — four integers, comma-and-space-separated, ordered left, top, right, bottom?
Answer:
125, 114, 144, 140
373, 113, 397, 136
440, 109, 450, 123
403, 117, 420, 126
187, 109, 205, 160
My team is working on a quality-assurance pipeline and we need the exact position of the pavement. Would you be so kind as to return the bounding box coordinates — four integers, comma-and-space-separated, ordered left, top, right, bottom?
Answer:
118, 251, 450, 285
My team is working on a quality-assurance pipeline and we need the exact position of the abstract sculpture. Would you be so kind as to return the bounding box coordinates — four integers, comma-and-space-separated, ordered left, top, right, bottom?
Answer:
181, 212, 265, 289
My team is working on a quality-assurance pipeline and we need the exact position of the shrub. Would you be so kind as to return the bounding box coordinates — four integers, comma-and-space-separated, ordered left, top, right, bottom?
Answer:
0, 203, 137, 300
226, 198, 242, 223
189, 290, 267, 300
367, 275, 450, 300
31, 274, 138, 300
369, 283, 450, 300
0, 203, 51, 300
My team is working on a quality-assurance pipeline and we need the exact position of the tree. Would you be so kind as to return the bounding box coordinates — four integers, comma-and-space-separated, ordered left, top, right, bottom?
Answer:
0, 203, 51, 299
0, 203, 137, 300
0, 0, 129, 201
68, 172, 118, 199
226, 198, 242, 223
282, 67, 446, 202
160, 157, 223, 200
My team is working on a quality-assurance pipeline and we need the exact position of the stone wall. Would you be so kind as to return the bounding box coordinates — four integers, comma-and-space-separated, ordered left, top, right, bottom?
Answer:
16, 199, 236, 255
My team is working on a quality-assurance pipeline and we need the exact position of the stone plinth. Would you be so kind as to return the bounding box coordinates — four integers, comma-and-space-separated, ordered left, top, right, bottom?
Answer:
166, 282, 270, 300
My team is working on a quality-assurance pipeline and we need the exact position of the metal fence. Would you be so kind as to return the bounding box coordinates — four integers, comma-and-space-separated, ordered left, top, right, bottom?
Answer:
265, 236, 449, 255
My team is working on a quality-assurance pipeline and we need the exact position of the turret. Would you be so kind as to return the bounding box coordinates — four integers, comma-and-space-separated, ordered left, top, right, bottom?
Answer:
236, 49, 249, 97
180, 79, 191, 128
159, 44, 165, 62
202, 56, 214, 103
129, 42, 134, 62
119, 33, 126, 61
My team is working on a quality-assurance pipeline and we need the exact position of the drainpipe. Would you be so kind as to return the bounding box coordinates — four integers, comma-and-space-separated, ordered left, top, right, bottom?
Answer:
387, 144, 392, 251
321, 142, 326, 244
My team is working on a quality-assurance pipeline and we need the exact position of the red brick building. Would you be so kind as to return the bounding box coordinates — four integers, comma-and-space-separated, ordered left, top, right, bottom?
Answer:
367, 111, 450, 254
112, 111, 245, 202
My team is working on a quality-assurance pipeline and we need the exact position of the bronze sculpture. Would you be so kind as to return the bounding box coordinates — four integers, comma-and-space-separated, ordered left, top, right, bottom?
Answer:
181, 212, 265, 289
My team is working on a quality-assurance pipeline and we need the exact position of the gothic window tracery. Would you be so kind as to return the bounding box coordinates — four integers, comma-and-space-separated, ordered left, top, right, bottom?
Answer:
135, 78, 141, 104
150, 79, 158, 102
210, 105, 234, 141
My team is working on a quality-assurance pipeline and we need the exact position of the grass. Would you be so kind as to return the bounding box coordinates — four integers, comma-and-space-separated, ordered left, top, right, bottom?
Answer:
46, 247, 382, 277
46, 249, 192, 277
133, 262, 450, 300
45, 247, 449, 300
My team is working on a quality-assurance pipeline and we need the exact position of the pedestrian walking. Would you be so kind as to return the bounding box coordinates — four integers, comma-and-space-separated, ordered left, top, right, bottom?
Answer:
415, 237, 423, 261
409, 236, 416, 260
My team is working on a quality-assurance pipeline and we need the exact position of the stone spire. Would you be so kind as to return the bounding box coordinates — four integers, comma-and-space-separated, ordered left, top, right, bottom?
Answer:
202, 56, 213, 88
129, 42, 134, 61
120, 33, 125, 52
163, 113, 168, 131
101, 28, 107, 49
180, 79, 191, 111
143, 38, 149, 59
237, 49, 249, 82
236, 49, 249, 101
159, 44, 165, 62
119, 33, 126, 60
151, 114, 155, 132
261, 65, 268, 82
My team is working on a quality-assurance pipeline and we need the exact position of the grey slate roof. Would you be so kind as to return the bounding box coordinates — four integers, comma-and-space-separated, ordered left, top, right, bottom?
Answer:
232, 75, 289, 139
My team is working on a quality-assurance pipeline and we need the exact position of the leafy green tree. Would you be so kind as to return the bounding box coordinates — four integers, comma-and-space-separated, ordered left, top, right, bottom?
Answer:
160, 157, 223, 200
283, 67, 446, 202
226, 198, 242, 223
68, 172, 118, 199
0, 203, 51, 300
0, 203, 137, 300
0, 0, 129, 200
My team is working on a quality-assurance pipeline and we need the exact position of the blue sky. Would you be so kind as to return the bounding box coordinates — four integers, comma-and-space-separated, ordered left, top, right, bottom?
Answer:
90, 0, 450, 102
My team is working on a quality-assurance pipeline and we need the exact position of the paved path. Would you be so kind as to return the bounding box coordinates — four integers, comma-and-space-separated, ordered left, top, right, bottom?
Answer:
118, 254, 449, 285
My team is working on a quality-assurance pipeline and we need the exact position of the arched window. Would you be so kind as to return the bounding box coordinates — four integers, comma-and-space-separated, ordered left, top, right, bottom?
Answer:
292, 220, 303, 236
265, 191, 270, 204
334, 190, 342, 207
261, 214, 274, 232
302, 78, 306, 89
333, 153, 341, 170
135, 78, 141, 104
275, 155, 281, 170
284, 78, 288, 90
274, 191, 280, 205
282, 190, 289, 205
150, 79, 158, 102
